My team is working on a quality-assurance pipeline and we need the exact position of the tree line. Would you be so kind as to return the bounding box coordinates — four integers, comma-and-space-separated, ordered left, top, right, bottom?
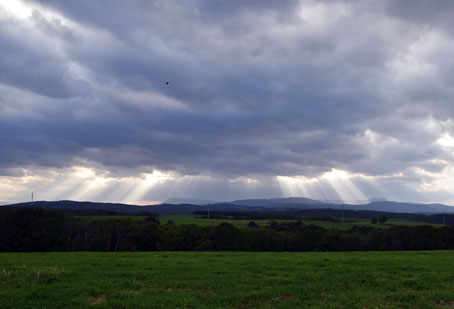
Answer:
1, 207, 454, 252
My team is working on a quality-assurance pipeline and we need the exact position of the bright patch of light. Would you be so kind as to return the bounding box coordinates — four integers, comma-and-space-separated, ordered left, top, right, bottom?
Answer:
322, 169, 350, 180
0, 178, 28, 201
72, 166, 96, 178
53, 168, 174, 203
130, 200, 162, 206
437, 132, 454, 148
364, 129, 378, 144
121, 171, 173, 203
298, 2, 351, 25
325, 170, 369, 203
60, 166, 111, 200
49, 167, 99, 201
276, 175, 311, 198
0, 163, 177, 204
0, 169, 58, 202
277, 169, 370, 204
245, 177, 258, 197
0, 0, 32, 19
415, 166, 454, 193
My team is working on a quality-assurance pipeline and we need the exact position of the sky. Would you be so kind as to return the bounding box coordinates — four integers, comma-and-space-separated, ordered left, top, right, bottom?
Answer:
1, 0, 454, 206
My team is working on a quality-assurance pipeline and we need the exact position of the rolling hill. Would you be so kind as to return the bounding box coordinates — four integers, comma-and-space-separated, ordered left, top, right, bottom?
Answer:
2, 197, 454, 215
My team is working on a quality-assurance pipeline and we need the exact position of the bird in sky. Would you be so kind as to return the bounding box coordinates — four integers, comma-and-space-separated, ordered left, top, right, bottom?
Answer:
166, 81, 169, 85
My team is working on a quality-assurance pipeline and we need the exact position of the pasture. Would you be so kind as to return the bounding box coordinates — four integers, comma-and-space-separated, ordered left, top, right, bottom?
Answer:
79, 214, 444, 230
1, 251, 454, 308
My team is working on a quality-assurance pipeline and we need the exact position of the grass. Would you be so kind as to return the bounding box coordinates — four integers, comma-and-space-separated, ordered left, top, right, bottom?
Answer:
76, 215, 146, 221
1, 251, 454, 308
78, 214, 444, 230
161, 215, 299, 227
153, 214, 444, 230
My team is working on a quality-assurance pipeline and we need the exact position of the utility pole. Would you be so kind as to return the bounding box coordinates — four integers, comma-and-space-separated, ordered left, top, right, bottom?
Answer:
31, 192, 34, 207
207, 202, 210, 220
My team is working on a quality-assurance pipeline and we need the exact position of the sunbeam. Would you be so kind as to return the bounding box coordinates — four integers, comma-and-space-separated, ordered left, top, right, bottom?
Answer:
245, 177, 258, 198
121, 171, 173, 203
322, 170, 369, 204
277, 169, 370, 203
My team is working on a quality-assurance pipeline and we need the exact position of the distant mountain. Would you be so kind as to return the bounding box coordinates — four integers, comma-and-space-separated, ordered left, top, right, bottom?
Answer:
164, 198, 218, 205
344, 201, 454, 214
0, 200, 269, 215
229, 197, 454, 214
2, 197, 453, 215
230, 197, 323, 207
319, 197, 387, 205
369, 197, 388, 203
2, 200, 157, 214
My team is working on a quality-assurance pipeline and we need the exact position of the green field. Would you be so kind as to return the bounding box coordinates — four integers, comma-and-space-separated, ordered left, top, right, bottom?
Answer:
1, 251, 454, 308
160, 215, 444, 229
79, 214, 444, 230
77, 215, 147, 221
161, 214, 298, 227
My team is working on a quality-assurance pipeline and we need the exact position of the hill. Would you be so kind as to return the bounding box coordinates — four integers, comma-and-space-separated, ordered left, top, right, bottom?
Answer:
228, 198, 454, 214
230, 197, 323, 207
3, 197, 454, 218
2, 199, 454, 225
1, 200, 268, 215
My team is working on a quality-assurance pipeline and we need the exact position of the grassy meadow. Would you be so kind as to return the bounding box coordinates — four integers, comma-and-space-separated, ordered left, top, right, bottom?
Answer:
79, 214, 444, 230
1, 251, 454, 308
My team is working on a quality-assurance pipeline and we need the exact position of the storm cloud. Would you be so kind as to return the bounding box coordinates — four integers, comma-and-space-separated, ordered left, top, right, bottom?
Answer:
1, 0, 453, 204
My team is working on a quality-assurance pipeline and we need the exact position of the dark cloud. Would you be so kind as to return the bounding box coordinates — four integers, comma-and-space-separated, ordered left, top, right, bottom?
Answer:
1, 0, 453, 203
0, 16, 89, 98
384, 0, 454, 31
31, 10, 82, 43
